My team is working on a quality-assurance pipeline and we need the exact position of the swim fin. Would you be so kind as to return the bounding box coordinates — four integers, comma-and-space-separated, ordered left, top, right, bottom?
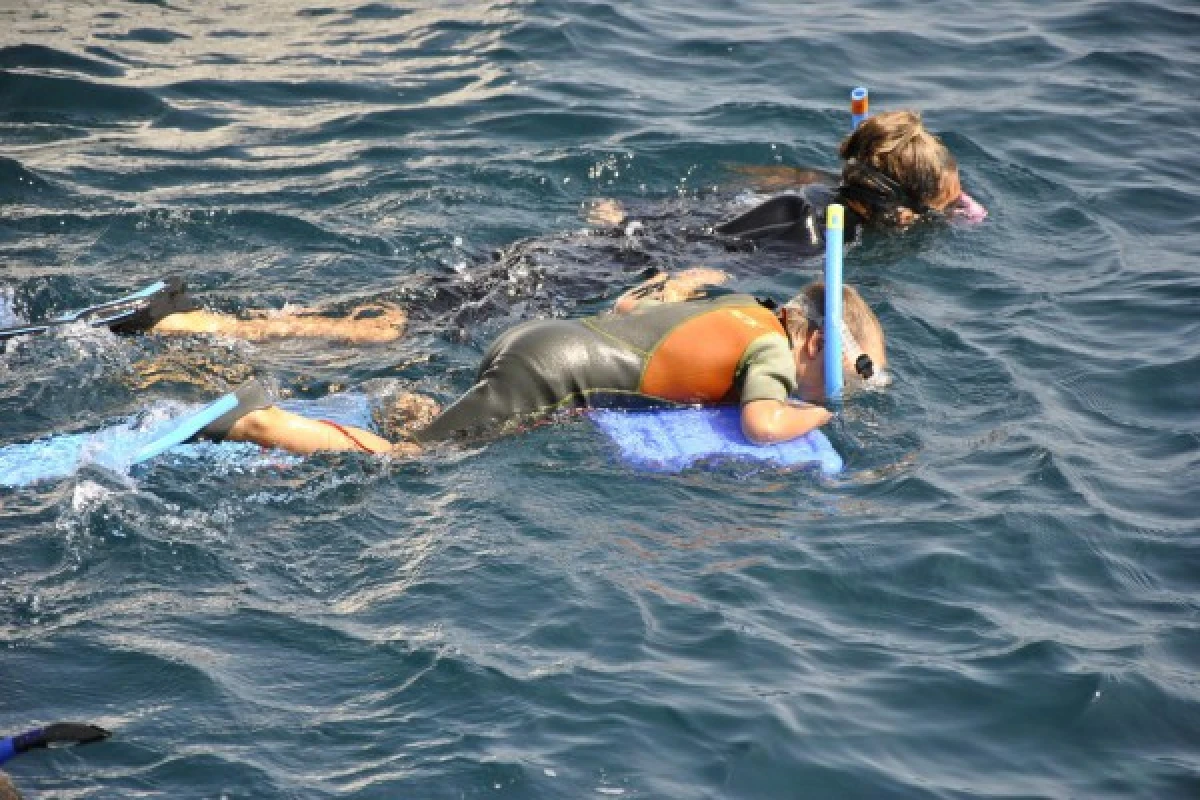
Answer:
189, 380, 271, 443
132, 380, 271, 465
0, 276, 200, 344
0, 723, 110, 767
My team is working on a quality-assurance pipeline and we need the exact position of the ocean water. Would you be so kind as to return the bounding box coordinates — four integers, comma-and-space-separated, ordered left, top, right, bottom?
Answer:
2, 0, 1199, 797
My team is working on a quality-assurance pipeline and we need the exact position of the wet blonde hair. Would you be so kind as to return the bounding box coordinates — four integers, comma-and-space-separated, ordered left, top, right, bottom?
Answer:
784, 283, 887, 372
839, 110, 956, 216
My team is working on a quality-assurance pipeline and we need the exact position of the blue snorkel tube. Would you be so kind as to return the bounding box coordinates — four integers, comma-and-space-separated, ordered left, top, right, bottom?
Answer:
823, 204, 845, 400
823, 87, 869, 400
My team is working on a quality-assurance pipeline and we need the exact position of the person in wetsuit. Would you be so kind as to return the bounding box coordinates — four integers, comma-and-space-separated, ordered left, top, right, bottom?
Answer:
194, 274, 887, 456
589, 110, 985, 256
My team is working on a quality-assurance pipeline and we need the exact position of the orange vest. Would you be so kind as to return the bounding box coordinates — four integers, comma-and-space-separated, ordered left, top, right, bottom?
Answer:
639, 303, 785, 404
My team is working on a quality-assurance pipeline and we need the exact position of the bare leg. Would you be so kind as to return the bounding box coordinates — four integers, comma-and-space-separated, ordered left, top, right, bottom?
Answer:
226, 406, 420, 456
150, 303, 407, 343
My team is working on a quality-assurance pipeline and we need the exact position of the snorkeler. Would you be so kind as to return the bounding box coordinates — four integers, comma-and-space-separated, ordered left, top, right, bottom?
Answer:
0, 723, 110, 800
588, 110, 987, 255
187, 276, 886, 456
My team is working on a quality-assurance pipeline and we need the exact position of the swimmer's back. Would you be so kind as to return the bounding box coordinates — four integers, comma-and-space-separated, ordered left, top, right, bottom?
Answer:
415, 317, 640, 441
416, 294, 783, 441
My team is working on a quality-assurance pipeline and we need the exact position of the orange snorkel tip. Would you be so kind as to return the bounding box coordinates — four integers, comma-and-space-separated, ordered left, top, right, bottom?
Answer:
850, 87, 869, 130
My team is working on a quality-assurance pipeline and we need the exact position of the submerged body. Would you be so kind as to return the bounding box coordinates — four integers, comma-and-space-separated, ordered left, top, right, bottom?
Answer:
590, 109, 986, 260
212, 275, 889, 455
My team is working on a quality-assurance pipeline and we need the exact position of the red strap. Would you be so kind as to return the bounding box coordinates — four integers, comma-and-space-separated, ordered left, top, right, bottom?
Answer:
318, 419, 379, 454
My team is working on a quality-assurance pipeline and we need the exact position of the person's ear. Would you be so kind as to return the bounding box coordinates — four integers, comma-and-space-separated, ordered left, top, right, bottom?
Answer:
895, 207, 917, 226
804, 327, 823, 358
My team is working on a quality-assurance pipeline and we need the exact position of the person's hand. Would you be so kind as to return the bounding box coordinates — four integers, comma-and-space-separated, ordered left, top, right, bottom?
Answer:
660, 267, 731, 302
741, 399, 832, 444
585, 198, 626, 227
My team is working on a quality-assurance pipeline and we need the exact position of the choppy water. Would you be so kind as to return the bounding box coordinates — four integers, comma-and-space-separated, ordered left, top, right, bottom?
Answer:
2, 1, 1199, 797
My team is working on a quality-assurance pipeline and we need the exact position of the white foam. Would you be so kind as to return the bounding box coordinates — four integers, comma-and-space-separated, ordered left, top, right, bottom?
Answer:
0, 286, 19, 326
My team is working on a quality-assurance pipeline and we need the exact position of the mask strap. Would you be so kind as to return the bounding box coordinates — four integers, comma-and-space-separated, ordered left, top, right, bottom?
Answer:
840, 158, 934, 217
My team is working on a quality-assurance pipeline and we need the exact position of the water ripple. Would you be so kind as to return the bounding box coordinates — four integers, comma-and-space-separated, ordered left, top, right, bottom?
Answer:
3, 1, 1199, 797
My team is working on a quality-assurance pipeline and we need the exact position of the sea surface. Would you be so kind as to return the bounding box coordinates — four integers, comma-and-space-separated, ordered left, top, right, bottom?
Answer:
2, 1, 1198, 797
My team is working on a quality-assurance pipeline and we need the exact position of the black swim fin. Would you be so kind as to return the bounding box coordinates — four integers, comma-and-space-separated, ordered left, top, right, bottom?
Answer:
0, 276, 200, 344
186, 379, 272, 443
0, 723, 110, 767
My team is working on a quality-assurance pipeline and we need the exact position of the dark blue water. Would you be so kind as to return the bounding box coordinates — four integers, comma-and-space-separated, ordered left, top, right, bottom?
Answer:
3, 1, 1199, 797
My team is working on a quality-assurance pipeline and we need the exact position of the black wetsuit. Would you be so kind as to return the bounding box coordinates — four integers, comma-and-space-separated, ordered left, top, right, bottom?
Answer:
715, 184, 863, 255
415, 293, 794, 443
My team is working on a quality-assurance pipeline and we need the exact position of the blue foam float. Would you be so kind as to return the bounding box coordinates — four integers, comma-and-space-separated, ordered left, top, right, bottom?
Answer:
592, 406, 842, 475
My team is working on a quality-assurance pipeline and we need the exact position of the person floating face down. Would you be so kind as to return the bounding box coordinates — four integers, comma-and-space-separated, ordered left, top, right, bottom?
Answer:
201, 275, 887, 457
714, 110, 987, 250
581, 110, 986, 254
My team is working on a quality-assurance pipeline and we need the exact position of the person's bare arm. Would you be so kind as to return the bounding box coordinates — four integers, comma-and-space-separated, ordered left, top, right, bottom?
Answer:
226, 405, 419, 456
612, 267, 731, 314
149, 304, 406, 344
740, 399, 832, 444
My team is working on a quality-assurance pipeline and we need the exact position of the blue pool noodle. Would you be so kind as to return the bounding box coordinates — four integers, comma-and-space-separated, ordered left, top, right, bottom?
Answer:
824, 204, 845, 399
